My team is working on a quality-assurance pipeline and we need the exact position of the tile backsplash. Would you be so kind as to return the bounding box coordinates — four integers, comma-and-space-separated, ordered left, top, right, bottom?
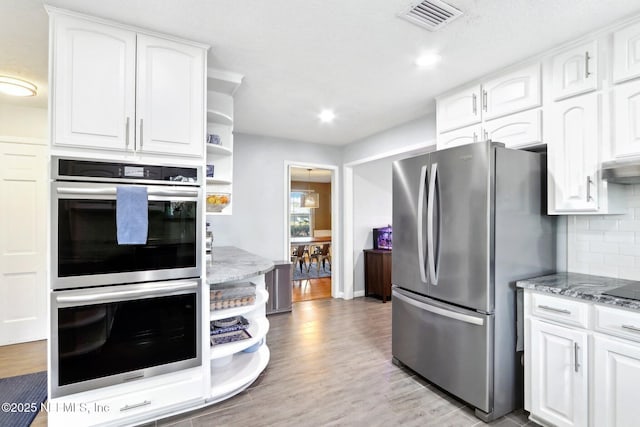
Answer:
568, 185, 640, 279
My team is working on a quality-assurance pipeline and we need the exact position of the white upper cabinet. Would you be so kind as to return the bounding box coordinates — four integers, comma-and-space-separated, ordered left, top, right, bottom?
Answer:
50, 11, 206, 159
483, 109, 542, 149
548, 93, 600, 212
436, 124, 481, 150
613, 20, 640, 84
613, 79, 640, 158
136, 35, 204, 157
552, 41, 598, 101
52, 15, 136, 151
436, 84, 481, 133
482, 63, 541, 120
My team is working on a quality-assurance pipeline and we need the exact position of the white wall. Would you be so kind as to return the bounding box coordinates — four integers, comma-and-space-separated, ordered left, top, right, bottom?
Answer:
0, 103, 47, 139
209, 133, 341, 262
567, 185, 640, 279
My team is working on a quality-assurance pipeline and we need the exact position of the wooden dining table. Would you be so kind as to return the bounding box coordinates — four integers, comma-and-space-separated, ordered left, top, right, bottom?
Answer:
290, 236, 332, 244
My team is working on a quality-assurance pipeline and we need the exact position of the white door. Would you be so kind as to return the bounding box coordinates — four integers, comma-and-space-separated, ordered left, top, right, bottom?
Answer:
548, 93, 600, 212
530, 320, 588, 427
436, 124, 481, 150
552, 41, 598, 101
613, 80, 640, 158
613, 20, 640, 84
0, 142, 47, 345
482, 63, 541, 120
593, 335, 640, 427
436, 84, 482, 133
52, 15, 136, 151
136, 34, 204, 157
483, 109, 542, 149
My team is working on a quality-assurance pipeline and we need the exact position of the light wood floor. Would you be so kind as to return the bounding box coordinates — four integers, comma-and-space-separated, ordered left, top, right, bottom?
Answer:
1, 298, 537, 427
291, 277, 331, 302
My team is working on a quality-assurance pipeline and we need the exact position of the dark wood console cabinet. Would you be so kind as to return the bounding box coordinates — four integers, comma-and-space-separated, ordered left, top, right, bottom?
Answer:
363, 249, 392, 303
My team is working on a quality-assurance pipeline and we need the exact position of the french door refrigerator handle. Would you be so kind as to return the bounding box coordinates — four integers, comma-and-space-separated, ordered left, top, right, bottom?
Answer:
427, 162, 438, 285
392, 288, 484, 326
417, 165, 429, 284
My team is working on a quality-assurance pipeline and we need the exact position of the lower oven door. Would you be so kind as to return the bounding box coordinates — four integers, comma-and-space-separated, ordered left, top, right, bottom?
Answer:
52, 181, 201, 289
50, 279, 201, 398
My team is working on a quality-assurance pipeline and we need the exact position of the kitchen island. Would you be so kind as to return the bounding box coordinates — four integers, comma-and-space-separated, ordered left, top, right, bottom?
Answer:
517, 272, 640, 427
207, 246, 274, 284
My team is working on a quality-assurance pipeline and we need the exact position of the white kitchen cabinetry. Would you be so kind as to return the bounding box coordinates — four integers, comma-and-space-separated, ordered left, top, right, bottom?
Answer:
437, 63, 541, 149
551, 41, 598, 100
529, 320, 588, 427
482, 109, 542, 149
613, 79, 640, 158
548, 93, 601, 212
613, 20, 640, 84
49, 9, 206, 159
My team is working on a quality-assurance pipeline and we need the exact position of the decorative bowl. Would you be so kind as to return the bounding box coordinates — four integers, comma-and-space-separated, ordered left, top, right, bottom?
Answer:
206, 193, 231, 212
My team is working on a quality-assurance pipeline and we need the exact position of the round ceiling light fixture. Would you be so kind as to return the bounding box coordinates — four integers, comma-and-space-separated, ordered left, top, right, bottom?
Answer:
318, 109, 335, 123
0, 76, 38, 97
415, 52, 441, 69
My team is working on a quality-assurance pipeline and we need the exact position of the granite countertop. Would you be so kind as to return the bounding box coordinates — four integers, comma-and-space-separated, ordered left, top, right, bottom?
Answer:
516, 272, 640, 310
206, 246, 274, 285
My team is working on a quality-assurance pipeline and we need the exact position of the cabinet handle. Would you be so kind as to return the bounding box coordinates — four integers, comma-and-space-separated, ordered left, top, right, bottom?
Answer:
574, 342, 580, 372
586, 176, 593, 201
139, 118, 144, 149
482, 89, 488, 112
125, 117, 130, 148
585, 51, 591, 78
622, 324, 640, 333
120, 400, 151, 412
472, 93, 477, 115
483, 129, 488, 141
537, 304, 571, 315
473, 132, 478, 143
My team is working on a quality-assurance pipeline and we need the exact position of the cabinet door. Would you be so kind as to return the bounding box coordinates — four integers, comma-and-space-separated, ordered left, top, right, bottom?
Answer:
136, 34, 204, 157
530, 320, 588, 427
52, 15, 136, 151
436, 124, 481, 151
593, 335, 640, 427
613, 80, 640, 158
483, 63, 541, 120
483, 109, 542, 149
552, 41, 598, 101
548, 93, 599, 212
437, 85, 482, 133
613, 20, 640, 84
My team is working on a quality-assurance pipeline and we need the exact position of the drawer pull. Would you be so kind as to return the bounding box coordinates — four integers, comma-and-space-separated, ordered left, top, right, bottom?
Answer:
120, 400, 151, 412
574, 342, 580, 372
622, 324, 640, 333
538, 305, 571, 315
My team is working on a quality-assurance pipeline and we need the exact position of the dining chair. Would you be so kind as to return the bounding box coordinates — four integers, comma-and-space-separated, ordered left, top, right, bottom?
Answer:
308, 243, 331, 273
291, 245, 307, 273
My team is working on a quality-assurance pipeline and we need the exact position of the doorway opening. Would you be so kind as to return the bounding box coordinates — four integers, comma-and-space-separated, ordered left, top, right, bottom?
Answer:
286, 163, 336, 302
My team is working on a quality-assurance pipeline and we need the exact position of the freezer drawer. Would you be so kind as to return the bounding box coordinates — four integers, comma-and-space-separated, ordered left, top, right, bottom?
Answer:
392, 287, 494, 413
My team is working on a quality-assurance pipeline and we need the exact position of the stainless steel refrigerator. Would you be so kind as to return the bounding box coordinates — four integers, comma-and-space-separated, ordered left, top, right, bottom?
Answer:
391, 140, 558, 422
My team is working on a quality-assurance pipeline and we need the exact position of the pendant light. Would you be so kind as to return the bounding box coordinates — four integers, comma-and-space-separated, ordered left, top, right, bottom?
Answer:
302, 168, 319, 209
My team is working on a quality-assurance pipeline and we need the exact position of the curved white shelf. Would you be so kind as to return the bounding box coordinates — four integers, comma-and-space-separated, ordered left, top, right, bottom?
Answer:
210, 317, 270, 360
207, 110, 233, 126
210, 288, 268, 321
206, 144, 233, 156
206, 177, 232, 185
210, 344, 270, 401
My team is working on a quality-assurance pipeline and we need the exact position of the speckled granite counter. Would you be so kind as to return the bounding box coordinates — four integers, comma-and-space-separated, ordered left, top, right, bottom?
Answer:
517, 272, 640, 311
206, 246, 274, 285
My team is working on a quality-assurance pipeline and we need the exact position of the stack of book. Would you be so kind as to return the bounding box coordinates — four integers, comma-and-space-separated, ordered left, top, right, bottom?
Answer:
210, 316, 252, 346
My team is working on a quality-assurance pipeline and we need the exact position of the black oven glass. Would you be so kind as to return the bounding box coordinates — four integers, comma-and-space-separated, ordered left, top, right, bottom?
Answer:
57, 293, 197, 386
58, 199, 197, 277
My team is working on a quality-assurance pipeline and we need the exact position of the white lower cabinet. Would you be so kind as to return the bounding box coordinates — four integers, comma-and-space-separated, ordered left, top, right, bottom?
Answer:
525, 290, 640, 427
529, 319, 588, 427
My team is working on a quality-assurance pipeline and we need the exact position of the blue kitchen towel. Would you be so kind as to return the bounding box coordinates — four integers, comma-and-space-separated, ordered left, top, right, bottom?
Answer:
116, 186, 148, 245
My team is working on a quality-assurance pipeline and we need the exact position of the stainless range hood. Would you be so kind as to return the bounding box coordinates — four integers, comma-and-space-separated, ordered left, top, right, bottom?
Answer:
602, 157, 640, 184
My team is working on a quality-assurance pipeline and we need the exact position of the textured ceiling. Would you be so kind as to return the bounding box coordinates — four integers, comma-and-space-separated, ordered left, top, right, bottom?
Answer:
2, 0, 640, 144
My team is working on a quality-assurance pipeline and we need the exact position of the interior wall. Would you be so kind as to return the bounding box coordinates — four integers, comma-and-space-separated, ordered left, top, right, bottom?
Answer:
291, 181, 331, 231
210, 133, 341, 262
0, 103, 47, 139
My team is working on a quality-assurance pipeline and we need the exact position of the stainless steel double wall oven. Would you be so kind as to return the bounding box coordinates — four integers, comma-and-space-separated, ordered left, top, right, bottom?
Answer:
50, 157, 203, 398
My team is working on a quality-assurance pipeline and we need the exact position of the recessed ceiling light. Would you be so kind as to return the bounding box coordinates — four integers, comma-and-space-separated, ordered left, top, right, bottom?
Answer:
318, 109, 335, 123
0, 76, 37, 97
415, 52, 441, 69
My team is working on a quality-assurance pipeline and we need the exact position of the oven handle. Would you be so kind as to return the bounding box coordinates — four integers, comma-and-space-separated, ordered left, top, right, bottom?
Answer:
56, 187, 199, 198
56, 281, 198, 305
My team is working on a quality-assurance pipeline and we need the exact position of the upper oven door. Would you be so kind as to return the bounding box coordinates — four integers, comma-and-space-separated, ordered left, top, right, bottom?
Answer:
52, 181, 202, 289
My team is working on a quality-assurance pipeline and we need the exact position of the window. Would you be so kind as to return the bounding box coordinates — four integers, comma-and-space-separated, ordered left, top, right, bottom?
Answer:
290, 191, 313, 237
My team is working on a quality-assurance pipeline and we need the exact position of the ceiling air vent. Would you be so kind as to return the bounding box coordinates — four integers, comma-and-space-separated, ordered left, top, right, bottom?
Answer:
399, 0, 463, 31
